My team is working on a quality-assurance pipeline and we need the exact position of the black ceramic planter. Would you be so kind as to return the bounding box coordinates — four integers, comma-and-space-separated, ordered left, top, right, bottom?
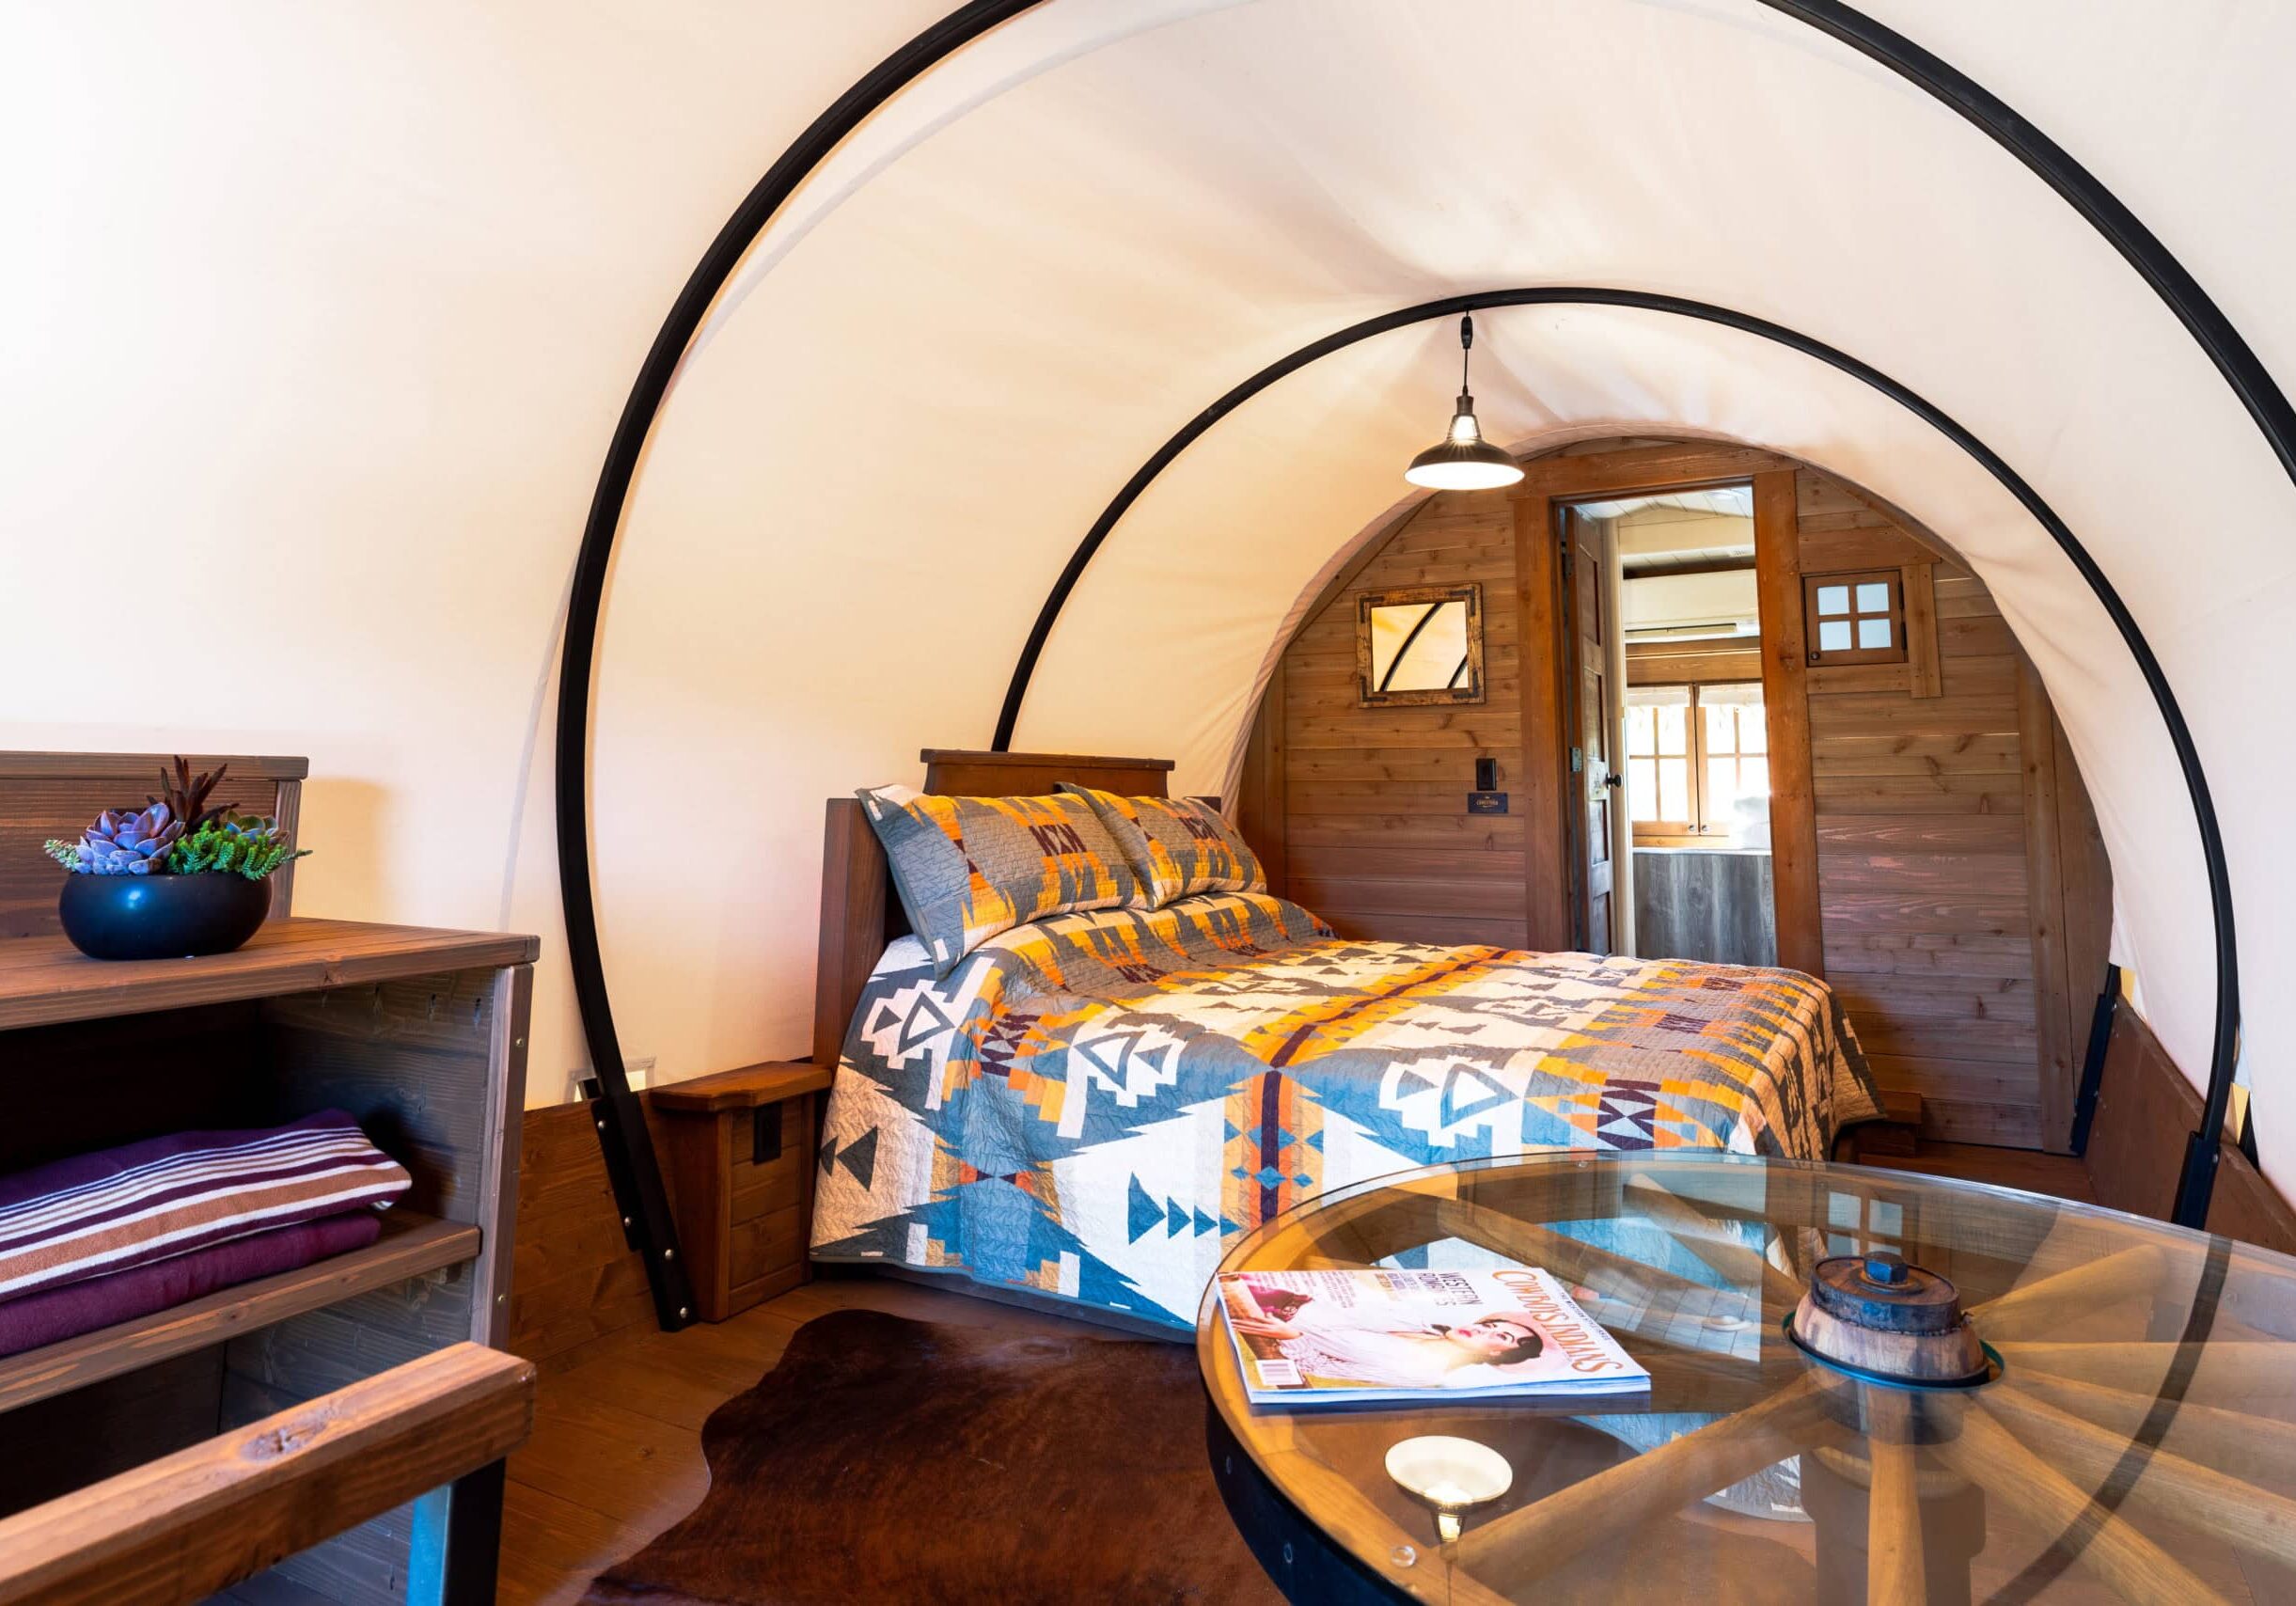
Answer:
57, 872, 270, 961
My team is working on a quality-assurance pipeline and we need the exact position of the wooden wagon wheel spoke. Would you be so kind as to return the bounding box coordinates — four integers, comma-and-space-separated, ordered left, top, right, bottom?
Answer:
2004, 1368, 2296, 1487
1434, 1197, 1743, 1317
1451, 1372, 1833, 1586
1864, 1393, 1926, 1606
1933, 1402, 2230, 1606
1979, 1386, 2296, 1564
1623, 1173, 1806, 1313
1250, 1176, 1457, 1268
1992, 1339, 2296, 1403
1968, 1244, 2166, 1336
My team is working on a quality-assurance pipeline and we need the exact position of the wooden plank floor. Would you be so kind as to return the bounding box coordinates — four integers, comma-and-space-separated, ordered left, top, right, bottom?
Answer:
495, 1142, 2099, 1604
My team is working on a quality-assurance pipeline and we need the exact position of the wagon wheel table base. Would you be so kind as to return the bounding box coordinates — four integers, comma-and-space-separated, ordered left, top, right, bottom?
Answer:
1195, 1152, 2296, 1606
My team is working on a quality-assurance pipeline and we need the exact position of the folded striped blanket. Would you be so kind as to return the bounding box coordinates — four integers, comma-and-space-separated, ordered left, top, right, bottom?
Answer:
0, 1211, 383, 1357
0, 1110, 410, 1305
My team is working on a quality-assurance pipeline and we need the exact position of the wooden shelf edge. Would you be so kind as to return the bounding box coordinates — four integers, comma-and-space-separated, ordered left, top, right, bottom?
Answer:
0, 1209, 481, 1415
0, 919, 543, 1031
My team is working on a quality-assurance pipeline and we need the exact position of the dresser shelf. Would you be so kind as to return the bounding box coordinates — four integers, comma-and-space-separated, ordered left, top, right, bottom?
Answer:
0, 1208, 480, 1415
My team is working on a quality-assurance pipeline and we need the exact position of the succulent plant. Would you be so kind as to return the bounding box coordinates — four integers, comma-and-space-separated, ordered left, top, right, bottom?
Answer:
167, 813, 309, 880
149, 757, 230, 832
40, 759, 311, 881
63, 802, 184, 874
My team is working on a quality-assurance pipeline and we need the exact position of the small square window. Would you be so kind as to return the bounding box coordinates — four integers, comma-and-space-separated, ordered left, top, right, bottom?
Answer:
1803, 569, 1907, 667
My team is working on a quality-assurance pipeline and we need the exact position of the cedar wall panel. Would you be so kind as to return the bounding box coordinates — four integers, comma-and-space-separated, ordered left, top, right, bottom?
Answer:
1281, 491, 1529, 949
1801, 470, 2108, 1151
1249, 451, 2111, 1154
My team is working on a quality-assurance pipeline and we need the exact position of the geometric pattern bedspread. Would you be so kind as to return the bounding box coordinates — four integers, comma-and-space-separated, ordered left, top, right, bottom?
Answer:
810, 892, 1879, 1330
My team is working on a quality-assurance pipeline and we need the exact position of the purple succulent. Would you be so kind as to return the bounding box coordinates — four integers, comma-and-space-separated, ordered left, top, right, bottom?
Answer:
75, 802, 183, 874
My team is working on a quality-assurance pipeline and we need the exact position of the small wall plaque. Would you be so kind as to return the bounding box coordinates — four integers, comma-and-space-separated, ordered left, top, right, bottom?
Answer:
1468, 792, 1509, 814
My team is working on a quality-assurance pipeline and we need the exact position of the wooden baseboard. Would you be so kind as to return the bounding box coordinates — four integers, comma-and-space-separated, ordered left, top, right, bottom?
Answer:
2084, 1003, 2296, 1255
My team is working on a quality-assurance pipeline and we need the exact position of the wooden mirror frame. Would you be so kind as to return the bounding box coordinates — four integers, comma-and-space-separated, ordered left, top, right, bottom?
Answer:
1355, 582, 1486, 707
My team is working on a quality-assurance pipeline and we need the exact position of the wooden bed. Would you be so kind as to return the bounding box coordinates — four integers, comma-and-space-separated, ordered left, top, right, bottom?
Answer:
810, 748, 1175, 1070
803, 745, 1875, 1336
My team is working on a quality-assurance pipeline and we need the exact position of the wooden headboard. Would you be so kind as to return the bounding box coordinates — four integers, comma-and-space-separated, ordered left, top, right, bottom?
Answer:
811, 749, 1174, 1068
0, 752, 307, 938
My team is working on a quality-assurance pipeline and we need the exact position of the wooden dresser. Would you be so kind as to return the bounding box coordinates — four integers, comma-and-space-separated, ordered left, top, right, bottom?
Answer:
0, 752, 535, 1604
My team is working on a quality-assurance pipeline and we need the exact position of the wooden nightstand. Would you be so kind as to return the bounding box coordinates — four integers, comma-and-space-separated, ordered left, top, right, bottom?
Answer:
653, 1061, 831, 1321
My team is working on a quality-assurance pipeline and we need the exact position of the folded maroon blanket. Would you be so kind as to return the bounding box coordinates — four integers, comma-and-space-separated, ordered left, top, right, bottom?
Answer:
0, 1109, 409, 1306
0, 1209, 383, 1358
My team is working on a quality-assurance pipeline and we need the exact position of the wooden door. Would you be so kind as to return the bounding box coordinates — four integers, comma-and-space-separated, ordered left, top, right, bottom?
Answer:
1568, 511, 1615, 953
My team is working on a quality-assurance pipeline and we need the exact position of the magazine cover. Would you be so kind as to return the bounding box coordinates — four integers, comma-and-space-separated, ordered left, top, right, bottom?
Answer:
1217, 1267, 1653, 1405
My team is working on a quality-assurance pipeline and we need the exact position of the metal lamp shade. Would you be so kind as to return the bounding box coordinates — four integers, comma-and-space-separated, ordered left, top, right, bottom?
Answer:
1405, 432, 1523, 490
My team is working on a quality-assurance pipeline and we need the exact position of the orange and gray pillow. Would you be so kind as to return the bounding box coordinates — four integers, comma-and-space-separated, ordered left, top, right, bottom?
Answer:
1060, 785, 1265, 907
858, 785, 1142, 974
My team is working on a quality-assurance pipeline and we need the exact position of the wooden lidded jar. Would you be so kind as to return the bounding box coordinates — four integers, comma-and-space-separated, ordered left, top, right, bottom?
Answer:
1791, 1249, 1988, 1385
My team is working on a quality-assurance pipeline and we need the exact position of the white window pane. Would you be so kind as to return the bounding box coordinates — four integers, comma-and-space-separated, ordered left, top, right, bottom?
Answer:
1625, 704, 1654, 756
1704, 702, 1733, 750
1816, 585, 1850, 615
1707, 758, 1740, 820
1741, 707, 1767, 754
1628, 758, 1658, 821
1855, 582, 1891, 613
1659, 758, 1688, 822
1858, 617, 1894, 650
1657, 704, 1687, 756
1818, 620, 1853, 652
1744, 755, 1769, 796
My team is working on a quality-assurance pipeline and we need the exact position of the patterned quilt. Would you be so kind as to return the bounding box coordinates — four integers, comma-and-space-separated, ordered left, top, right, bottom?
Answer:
810, 892, 1878, 1330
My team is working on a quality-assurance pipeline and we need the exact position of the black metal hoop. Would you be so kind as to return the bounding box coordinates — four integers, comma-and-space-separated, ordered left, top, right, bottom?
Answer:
986, 286, 2241, 1236
558, 0, 2281, 1326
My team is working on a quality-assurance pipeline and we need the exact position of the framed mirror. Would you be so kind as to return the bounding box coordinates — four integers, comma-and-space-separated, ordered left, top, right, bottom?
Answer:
1356, 583, 1486, 706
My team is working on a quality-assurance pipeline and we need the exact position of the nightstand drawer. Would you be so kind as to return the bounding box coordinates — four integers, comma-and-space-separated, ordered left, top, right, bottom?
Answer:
730, 1102, 806, 1222
731, 1203, 804, 1289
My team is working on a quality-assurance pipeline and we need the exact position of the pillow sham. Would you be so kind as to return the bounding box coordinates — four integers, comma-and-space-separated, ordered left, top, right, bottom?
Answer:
1059, 785, 1265, 907
857, 785, 1141, 974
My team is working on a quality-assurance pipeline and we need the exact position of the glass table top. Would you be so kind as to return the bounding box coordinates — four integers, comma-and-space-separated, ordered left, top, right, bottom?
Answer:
1194, 1152, 2296, 1605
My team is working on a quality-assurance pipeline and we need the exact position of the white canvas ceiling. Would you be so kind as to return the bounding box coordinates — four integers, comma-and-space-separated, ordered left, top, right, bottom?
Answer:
590, 0, 2295, 1187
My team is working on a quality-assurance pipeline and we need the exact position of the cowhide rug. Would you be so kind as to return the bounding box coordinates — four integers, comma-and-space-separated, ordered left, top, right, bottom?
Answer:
581, 1308, 1282, 1605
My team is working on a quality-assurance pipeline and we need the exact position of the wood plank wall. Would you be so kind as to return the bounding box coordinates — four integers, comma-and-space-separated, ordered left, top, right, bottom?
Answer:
1277, 491, 1530, 949
2084, 999, 2296, 1256
509, 1102, 657, 1370
1800, 473, 2110, 1151
1240, 443, 2114, 1154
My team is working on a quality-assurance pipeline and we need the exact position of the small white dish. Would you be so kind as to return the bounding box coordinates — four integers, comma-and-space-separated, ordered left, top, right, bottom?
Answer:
1384, 1436, 1513, 1540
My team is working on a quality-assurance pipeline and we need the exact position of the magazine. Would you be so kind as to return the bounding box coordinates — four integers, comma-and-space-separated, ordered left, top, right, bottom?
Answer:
1216, 1267, 1652, 1405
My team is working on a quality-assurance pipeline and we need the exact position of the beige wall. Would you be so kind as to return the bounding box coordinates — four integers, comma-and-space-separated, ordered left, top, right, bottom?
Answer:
0, 3, 949, 1106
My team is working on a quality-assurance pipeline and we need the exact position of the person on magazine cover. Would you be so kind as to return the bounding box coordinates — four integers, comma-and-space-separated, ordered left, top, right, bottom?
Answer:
1225, 1289, 1547, 1389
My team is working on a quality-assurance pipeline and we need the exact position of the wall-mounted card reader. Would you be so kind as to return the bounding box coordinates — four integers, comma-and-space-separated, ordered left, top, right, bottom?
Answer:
1474, 757, 1498, 790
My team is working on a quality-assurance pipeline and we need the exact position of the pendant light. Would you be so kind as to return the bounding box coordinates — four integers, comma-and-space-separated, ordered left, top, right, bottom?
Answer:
1404, 314, 1524, 491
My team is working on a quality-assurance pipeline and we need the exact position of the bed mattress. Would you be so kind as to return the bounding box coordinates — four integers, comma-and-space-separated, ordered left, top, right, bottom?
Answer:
810, 892, 1878, 1329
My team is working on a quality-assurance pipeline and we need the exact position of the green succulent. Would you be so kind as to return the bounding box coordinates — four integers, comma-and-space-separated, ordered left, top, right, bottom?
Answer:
167, 814, 310, 881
